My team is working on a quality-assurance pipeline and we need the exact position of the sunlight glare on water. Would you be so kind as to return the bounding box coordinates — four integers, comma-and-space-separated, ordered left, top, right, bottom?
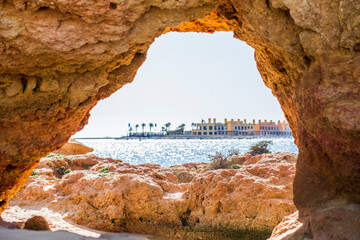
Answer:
78, 138, 298, 167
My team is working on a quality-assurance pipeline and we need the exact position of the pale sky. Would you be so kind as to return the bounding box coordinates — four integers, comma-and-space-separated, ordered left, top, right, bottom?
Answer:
73, 32, 286, 137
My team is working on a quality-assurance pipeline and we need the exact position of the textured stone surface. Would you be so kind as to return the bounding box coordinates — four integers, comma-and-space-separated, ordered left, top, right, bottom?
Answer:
268, 211, 305, 240
4, 153, 296, 239
52, 139, 93, 155
0, 0, 359, 238
24, 216, 51, 231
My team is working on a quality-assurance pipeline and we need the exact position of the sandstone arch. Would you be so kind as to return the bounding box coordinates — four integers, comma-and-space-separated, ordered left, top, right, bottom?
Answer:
0, 0, 359, 238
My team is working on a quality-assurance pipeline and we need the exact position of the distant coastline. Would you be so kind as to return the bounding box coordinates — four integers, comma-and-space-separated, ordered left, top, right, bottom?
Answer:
75, 134, 293, 140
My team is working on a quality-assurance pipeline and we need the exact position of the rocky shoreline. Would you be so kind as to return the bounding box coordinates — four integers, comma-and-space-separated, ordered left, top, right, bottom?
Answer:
2, 152, 297, 239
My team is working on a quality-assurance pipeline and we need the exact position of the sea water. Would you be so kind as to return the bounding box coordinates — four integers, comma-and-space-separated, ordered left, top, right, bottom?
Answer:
77, 138, 298, 167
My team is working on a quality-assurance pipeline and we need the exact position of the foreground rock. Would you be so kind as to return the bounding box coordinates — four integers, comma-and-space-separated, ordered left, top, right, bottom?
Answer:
270, 208, 360, 240
52, 139, 93, 156
24, 216, 51, 231
268, 212, 305, 240
3, 153, 296, 239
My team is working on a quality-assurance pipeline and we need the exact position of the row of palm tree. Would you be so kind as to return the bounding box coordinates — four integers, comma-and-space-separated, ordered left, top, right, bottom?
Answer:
128, 122, 172, 135
128, 122, 196, 135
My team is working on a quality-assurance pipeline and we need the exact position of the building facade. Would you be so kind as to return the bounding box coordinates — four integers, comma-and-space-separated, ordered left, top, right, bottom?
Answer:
192, 118, 292, 137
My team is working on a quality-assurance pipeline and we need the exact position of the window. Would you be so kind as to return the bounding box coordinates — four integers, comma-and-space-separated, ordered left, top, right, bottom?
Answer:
204, 126, 207, 130
204, 132, 207, 135
215, 132, 217, 135
222, 126, 224, 130
209, 132, 213, 135
198, 126, 202, 130
209, 126, 213, 130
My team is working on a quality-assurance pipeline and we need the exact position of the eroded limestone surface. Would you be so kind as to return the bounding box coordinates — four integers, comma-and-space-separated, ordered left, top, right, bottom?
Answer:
0, 0, 359, 238
4, 153, 296, 239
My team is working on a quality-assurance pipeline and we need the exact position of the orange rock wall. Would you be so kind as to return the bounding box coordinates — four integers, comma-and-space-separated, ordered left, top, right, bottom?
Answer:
6, 153, 297, 239
0, 0, 359, 238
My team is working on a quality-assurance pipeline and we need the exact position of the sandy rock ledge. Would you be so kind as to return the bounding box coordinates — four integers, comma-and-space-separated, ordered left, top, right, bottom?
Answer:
3, 152, 297, 239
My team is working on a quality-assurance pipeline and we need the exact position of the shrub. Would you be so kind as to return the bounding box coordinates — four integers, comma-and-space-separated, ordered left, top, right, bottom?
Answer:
100, 167, 109, 173
248, 140, 272, 155
208, 152, 228, 170
56, 166, 71, 176
228, 149, 240, 157
232, 164, 242, 169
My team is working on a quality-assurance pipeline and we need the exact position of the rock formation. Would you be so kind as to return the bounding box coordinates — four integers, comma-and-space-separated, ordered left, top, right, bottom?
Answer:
0, 0, 359, 238
268, 211, 305, 240
52, 139, 93, 155
3, 153, 297, 239
24, 216, 51, 231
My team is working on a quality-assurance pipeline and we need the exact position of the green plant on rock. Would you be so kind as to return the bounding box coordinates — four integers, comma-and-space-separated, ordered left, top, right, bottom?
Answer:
98, 173, 108, 177
248, 140, 272, 155
232, 164, 242, 169
56, 166, 71, 176
31, 170, 39, 178
99, 167, 109, 173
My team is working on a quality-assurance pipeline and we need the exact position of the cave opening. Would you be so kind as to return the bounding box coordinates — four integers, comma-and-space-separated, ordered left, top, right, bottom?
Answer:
2, 0, 357, 238
73, 31, 297, 166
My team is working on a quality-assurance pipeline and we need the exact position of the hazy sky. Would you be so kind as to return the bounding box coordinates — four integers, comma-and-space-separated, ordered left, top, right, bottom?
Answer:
73, 32, 286, 137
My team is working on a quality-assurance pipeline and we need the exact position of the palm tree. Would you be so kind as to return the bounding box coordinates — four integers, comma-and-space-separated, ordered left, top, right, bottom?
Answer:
201, 119, 205, 123
141, 123, 146, 134
161, 126, 166, 135
165, 122, 171, 132
191, 123, 196, 129
176, 123, 186, 132
129, 127, 133, 136
149, 123, 154, 133
135, 124, 139, 133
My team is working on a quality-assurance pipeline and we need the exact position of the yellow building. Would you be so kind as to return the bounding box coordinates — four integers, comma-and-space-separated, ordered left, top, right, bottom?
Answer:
226, 119, 257, 136
192, 118, 291, 137
192, 118, 227, 136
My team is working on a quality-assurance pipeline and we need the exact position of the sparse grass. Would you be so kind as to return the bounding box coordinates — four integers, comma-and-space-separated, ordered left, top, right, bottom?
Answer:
98, 173, 108, 177
99, 167, 109, 173
248, 141, 272, 155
